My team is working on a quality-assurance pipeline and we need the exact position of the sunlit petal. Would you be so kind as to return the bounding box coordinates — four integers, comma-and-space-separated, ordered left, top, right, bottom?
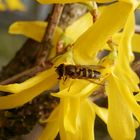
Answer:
119, 0, 138, 8
110, 73, 140, 124
39, 105, 60, 140
114, 12, 139, 92
135, 93, 140, 101
39, 120, 59, 140
0, 68, 56, 93
0, 69, 57, 109
9, 21, 62, 43
117, 11, 134, 63
59, 98, 69, 140
52, 79, 98, 98
131, 33, 140, 52
73, 2, 132, 64
63, 98, 80, 133
64, 12, 93, 44
79, 99, 95, 140
92, 103, 108, 124
112, 32, 140, 53
106, 75, 136, 140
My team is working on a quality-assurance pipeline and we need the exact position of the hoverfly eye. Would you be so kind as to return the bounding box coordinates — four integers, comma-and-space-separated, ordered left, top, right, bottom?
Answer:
55, 64, 64, 77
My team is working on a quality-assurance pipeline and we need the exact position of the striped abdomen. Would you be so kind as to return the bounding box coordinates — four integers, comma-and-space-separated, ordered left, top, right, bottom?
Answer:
55, 64, 101, 80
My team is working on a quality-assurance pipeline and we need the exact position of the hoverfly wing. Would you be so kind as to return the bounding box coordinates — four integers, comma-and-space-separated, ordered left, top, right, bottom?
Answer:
76, 65, 105, 70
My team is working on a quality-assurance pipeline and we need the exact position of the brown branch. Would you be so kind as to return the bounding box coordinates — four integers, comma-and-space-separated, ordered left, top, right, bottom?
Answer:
43, 4, 64, 42
0, 66, 41, 85
0, 62, 53, 85
1, 7, 139, 86
36, 4, 64, 66
0, 4, 64, 85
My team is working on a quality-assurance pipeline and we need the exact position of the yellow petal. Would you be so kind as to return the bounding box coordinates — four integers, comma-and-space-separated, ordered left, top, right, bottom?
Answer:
131, 33, 140, 52
79, 99, 95, 140
106, 75, 136, 140
58, 98, 84, 140
0, 68, 56, 93
58, 99, 67, 140
0, 69, 58, 109
111, 74, 140, 125
73, 1, 132, 64
115, 66, 139, 93
119, 0, 138, 7
62, 6, 108, 46
63, 98, 80, 133
135, 93, 140, 101
52, 79, 97, 98
117, 11, 134, 63
59, 98, 79, 140
112, 32, 140, 53
6, 0, 26, 11
114, 12, 139, 92
9, 21, 62, 44
39, 120, 59, 140
9, 21, 46, 42
92, 103, 108, 124
64, 12, 93, 44
39, 105, 60, 140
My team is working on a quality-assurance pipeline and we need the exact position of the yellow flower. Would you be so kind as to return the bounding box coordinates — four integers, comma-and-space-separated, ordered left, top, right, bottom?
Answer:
104, 2, 140, 139
0, 0, 140, 140
39, 79, 105, 140
0, 68, 57, 109
73, 1, 134, 65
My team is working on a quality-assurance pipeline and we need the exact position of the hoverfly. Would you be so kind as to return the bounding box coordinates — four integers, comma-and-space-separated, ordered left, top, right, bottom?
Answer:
55, 64, 104, 81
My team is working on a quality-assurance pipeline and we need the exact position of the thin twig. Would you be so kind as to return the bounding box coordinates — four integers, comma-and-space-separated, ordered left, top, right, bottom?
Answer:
36, 4, 64, 66
0, 4, 64, 85
43, 4, 64, 42
1, 12, 139, 85
0, 66, 44, 85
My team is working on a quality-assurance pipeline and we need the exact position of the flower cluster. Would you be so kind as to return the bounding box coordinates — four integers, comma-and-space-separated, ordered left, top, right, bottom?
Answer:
0, 0, 140, 140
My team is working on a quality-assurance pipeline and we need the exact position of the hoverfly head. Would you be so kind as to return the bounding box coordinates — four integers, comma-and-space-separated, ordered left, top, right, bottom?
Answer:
55, 64, 65, 79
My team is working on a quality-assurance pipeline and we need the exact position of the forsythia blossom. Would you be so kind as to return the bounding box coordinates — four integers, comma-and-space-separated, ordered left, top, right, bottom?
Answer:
0, 0, 140, 140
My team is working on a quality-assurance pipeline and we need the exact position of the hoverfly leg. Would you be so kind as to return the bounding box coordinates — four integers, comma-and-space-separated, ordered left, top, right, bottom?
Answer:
63, 76, 67, 82
68, 80, 74, 92
87, 79, 104, 86
62, 76, 67, 85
